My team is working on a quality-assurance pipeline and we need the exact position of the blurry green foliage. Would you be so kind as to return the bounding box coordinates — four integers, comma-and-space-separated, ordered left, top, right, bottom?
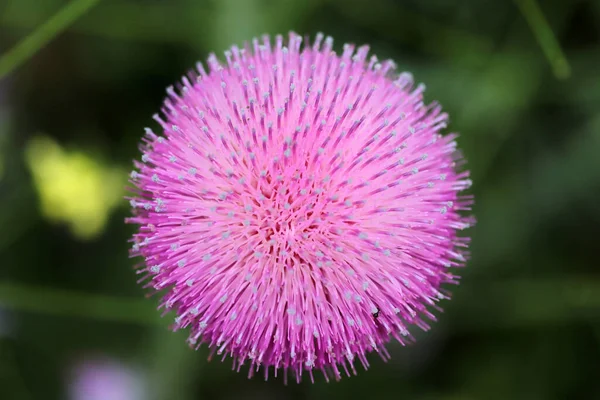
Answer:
0, 0, 599, 399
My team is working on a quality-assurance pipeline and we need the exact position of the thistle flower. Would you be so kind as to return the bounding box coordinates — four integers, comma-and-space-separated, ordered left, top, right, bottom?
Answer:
127, 32, 473, 383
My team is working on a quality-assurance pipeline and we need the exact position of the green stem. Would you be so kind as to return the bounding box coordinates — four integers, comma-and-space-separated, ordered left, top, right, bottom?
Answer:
514, 0, 571, 79
0, 282, 159, 325
0, 0, 101, 79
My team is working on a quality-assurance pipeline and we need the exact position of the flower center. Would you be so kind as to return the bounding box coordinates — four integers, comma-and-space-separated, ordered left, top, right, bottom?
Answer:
237, 167, 335, 263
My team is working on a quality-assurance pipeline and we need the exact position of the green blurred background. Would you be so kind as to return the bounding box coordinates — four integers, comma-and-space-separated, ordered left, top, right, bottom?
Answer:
1, 0, 599, 399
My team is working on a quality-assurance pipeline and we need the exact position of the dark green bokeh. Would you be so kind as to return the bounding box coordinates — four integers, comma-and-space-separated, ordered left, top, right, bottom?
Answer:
1, 0, 599, 399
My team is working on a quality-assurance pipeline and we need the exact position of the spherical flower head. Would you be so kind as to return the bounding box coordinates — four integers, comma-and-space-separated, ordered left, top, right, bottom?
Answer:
127, 32, 474, 383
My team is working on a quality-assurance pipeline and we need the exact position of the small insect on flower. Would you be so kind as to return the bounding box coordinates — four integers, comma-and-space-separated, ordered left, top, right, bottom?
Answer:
126, 32, 474, 384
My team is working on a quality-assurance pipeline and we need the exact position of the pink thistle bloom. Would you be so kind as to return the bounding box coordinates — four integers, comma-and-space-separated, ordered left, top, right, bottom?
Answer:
127, 32, 474, 383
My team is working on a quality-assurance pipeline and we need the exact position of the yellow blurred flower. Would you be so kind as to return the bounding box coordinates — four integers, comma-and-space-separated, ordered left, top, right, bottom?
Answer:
25, 135, 125, 240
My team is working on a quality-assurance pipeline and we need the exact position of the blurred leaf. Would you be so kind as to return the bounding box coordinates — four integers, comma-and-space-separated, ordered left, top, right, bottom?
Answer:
0, 282, 159, 325
145, 330, 202, 400
0, 340, 33, 400
211, 0, 265, 52
471, 114, 600, 269
24, 135, 126, 240
327, 0, 494, 67
0, 185, 37, 255
448, 277, 600, 332
455, 51, 543, 181
0, 0, 213, 48
210, 0, 314, 52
